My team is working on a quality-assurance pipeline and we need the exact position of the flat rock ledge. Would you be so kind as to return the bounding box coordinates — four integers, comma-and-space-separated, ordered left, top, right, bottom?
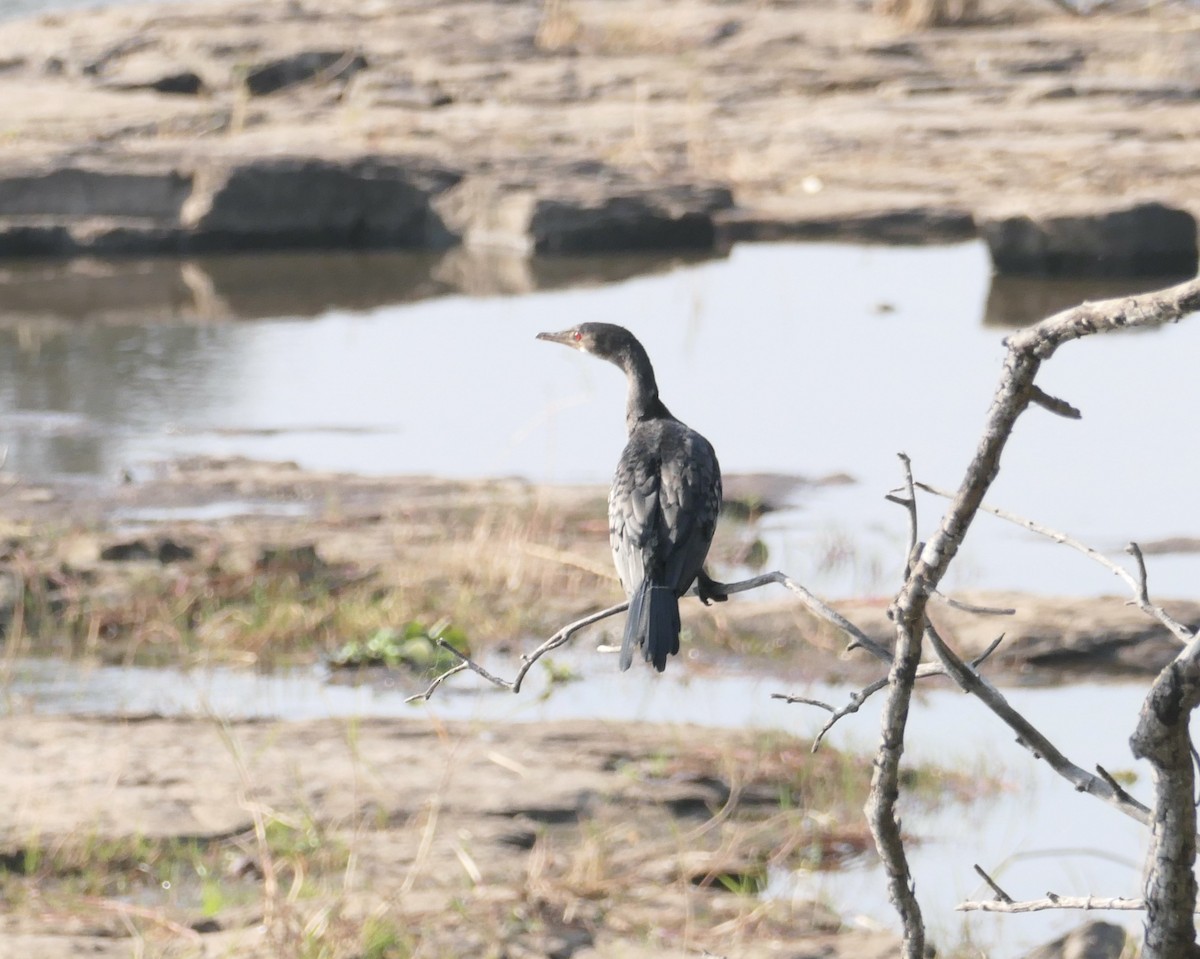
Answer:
0, 158, 735, 257
2, 0, 1200, 271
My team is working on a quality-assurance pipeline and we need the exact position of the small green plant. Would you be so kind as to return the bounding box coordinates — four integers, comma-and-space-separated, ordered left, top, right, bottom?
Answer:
361, 916, 413, 959
712, 867, 768, 895
329, 619, 469, 671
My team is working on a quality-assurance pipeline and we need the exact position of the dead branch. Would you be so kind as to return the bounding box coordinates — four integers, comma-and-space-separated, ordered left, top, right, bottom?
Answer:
773, 634, 1006, 751
869, 277, 1200, 956
870, 451, 928, 959
972, 863, 1014, 902
958, 895, 1149, 913
915, 480, 1193, 643
1129, 629, 1200, 959
923, 621, 1150, 824
406, 599, 629, 703
931, 591, 1015, 615
407, 570, 885, 703
1028, 385, 1082, 419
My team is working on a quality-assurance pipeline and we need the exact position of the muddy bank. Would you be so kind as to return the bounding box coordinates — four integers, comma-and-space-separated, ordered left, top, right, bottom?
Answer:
0, 0, 1198, 264
0, 456, 1194, 679
0, 713, 917, 958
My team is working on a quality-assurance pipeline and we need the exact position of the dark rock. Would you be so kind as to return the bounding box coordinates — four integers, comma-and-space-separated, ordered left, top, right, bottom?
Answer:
491, 804, 582, 825
716, 205, 976, 245
1024, 920, 1127, 959
256, 544, 325, 578
104, 70, 205, 95
190, 918, 222, 934
437, 176, 732, 253
182, 157, 462, 251
0, 222, 73, 257
528, 189, 730, 253
838, 591, 1200, 675
101, 538, 195, 564
980, 202, 1199, 276
244, 50, 367, 95
0, 217, 188, 258
0, 167, 192, 220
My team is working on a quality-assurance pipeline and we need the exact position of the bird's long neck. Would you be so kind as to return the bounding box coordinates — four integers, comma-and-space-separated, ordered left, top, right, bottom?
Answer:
616, 340, 672, 433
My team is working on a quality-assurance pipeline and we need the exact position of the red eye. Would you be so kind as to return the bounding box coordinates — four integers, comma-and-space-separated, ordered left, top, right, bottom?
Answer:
572, 331, 582, 341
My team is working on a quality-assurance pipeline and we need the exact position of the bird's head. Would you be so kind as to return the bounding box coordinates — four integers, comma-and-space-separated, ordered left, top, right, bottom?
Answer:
536, 323, 635, 363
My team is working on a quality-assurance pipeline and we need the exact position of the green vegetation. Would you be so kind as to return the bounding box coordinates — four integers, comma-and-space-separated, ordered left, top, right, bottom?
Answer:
329, 619, 470, 671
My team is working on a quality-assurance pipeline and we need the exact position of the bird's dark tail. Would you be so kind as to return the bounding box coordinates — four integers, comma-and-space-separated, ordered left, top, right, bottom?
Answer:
621, 581, 681, 672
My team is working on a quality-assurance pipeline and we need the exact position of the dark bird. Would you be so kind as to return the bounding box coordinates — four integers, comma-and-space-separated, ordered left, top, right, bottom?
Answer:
537, 323, 724, 672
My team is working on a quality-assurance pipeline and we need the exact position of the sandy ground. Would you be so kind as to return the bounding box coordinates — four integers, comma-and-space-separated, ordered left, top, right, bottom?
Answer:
0, 713, 916, 959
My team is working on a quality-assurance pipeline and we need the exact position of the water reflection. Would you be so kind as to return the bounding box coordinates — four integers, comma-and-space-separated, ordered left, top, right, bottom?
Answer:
1, 240, 1198, 599
984, 271, 1196, 327
0, 323, 241, 477
0, 248, 717, 324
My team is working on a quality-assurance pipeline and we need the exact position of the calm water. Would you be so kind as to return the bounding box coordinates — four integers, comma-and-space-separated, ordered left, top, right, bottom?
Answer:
0, 653, 1165, 957
1, 242, 1196, 599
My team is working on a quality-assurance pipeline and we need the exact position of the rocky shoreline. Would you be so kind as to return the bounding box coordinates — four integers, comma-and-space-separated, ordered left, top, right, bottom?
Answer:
0, 0, 1197, 271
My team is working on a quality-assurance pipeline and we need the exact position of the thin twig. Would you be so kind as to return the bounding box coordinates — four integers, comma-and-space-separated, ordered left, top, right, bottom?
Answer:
1095, 764, 1140, 808
1029, 385, 1082, 419
931, 591, 1015, 616
915, 480, 1193, 644
891, 452, 920, 577
973, 863, 1014, 903
771, 695, 835, 712
405, 662, 470, 703
924, 621, 1150, 826
406, 600, 629, 703
774, 634, 1006, 752
768, 572, 892, 662
958, 895, 1151, 913
407, 570, 886, 703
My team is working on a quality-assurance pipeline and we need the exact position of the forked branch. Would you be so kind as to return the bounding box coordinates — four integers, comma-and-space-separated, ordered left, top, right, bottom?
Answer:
869, 277, 1200, 956
915, 480, 1194, 644
407, 570, 885, 703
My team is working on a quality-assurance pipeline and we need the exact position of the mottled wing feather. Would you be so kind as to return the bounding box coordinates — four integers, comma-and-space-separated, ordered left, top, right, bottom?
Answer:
609, 420, 721, 599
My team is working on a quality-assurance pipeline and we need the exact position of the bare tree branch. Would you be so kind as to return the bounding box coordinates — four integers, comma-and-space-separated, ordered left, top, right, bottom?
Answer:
923, 621, 1150, 825
915, 480, 1194, 644
773, 634, 1006, 751
407, 570, 887, 703
972, 863, 1014, 903
865, 279, 1200, 955
931, 591, 1015, 616
869, 452, 928, 959
1028, 385, 1082, 419
1130, 629, 1200, 959
958, 895, 1151, 913
406, 599, 630, 703
890, 452, 920, 576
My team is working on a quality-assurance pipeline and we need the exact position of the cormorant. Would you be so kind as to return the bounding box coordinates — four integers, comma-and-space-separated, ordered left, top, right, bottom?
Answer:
537, 323, 724, 672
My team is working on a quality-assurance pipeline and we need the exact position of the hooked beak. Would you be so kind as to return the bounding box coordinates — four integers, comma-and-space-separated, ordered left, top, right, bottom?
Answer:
536, 330, 577, 347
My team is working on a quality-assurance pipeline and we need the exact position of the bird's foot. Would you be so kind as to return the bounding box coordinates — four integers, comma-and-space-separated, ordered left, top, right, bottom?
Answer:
697, 570, 729, 605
